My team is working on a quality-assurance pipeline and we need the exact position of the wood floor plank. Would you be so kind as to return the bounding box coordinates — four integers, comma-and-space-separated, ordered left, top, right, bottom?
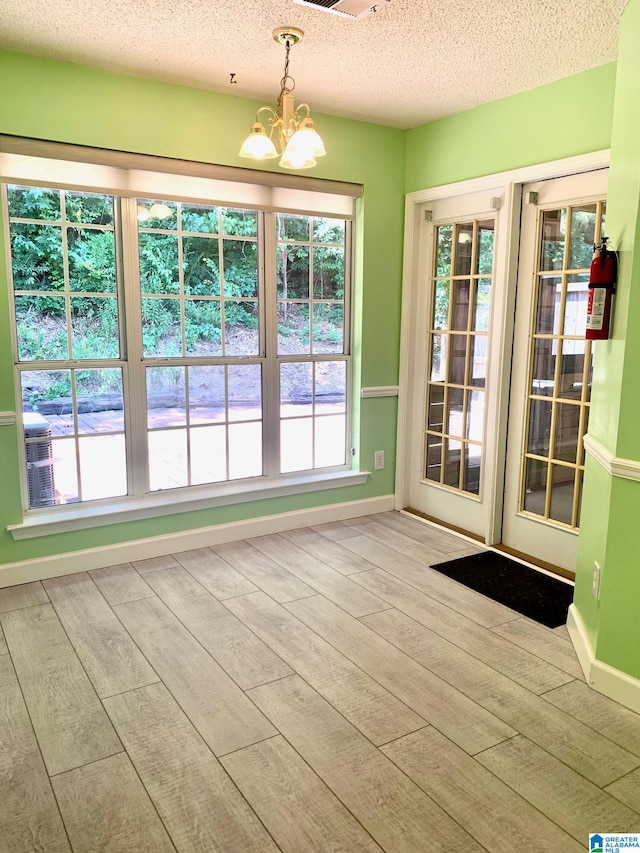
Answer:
0, 624, 7, 655
382, 727, 584, 853
476, 734, 640, 841
214, 540, 316, 602
132, 555, 180, 575
492, 617, 585, 680
0, 603, 123, 775
341, 534, 519, 628
287, 595, 516, 754
0, 580, 48, 613
543, 679, 640, 756
281, 526, 380, 575
372, 511, 476, 554
247, 675, 483, 853
221, 735, 382, 853
173, 547, 258, 599
0, 655, 71, 853
310, 521, 360, 540
607, 769, 640, 812
357, 519, 455, 565
143, 567, 292, 689
104, 682, 279, 853
354, 567, 572, 692
249, 534, 389, 616
43, 572, 159, 698
89, 563, 155, 605
113, 596, 276, 755
52, 752, 175, 853
226, 591, 425, 745
554, 624, 571, 640
362, 607, 640, 787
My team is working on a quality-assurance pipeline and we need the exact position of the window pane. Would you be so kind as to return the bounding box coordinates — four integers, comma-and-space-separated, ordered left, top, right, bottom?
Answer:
427, 384, 445, 432
476, 220, 494, 275
425, 434, 442, 481
559, 339, 585, 400
553, 402, 580, 463
313, 217, 344, 245
10, 223, 64, 291
313, 246, 344, 299
183, 236, 220, 296
278, 303, 310, 355
454, 223, 473, 276
535, 276, 562, 334
228, 364, 262, 422
549, 464, 575, 525
181, 204, 219, 234
223, 300, 259, 356
435, 225, 452, 277
22, 371, 72, 435
65, 192, 114, 226
315, 415, 346, 467
528, 398, 552, 457
433, 281, 450, 330
222, 240, 258, 298
137, 200, 177, 229
569, 205, 597, 269
430, 334, 447, 381
138, 232, 179, 294
281, 417, 313, 473
71, 297, 120, 359
446, 387, 464, 437
563, 274, 589, 335
278, 213, 309, 242
540, 209, 566, 271
312, 303, 344, 354
68, 228, 116, 293
148, 429, 188, 490
451, 280, 470, 331
463, 444, 481, 495
27, 435, 78, 508
281, 362, 313, 417
185, 300, 222, 356
467, 389, 484, 443
531, 339, 555, 396
15, 296, 68, 361
188, 365, 226, 424
228, 422, 262, 479
142, 297, 181, 356
75, 369, 124, 434
79, 435, 127, 500
448, 336, 467, 384
473, 279, 491, 331
277, 245, 309, 299
190, 425, 226, 484
146, 367, 186, 429
523, 458, 548, 515
444, 438, 461, 487
316, 360, 347, 413
8, 185, 61, 220
222, 209, 257, 238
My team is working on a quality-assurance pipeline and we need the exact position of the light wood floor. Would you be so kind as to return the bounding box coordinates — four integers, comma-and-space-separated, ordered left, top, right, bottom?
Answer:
2, 511, 640, 852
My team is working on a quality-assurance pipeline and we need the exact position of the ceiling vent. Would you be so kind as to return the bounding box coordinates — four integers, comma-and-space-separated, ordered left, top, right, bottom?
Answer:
291, 0, 390, 21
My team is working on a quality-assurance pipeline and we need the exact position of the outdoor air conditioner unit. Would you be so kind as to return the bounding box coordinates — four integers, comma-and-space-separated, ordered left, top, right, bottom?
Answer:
291, 0, 390, 21
23, 412, 56, 508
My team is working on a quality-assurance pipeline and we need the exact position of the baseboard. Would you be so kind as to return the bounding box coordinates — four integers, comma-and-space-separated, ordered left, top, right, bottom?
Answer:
0, 494, 395, 588
568, 604, 640, 715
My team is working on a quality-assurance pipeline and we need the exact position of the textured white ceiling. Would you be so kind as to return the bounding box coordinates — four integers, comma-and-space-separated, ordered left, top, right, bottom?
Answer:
0, 0, 629, 128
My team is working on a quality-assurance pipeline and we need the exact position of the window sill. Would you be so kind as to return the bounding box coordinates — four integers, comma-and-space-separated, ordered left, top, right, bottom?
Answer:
8, 469, 370, 540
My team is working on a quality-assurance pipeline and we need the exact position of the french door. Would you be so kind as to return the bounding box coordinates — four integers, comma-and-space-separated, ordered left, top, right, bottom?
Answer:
401, 167, 608, 574
502, 170, 608, 571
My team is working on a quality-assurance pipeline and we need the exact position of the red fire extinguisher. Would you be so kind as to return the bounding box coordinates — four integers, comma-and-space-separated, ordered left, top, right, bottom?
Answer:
585, 237, 618, 340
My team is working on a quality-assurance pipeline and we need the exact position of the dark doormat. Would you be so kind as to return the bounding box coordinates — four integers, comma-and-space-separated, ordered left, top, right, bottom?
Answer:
430, 550, 574, 628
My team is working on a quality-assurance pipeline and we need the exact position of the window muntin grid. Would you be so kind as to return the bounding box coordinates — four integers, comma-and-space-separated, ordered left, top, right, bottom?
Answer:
6, 185, 352, 511
521, 201, 605, 527
424, 219, 494, 495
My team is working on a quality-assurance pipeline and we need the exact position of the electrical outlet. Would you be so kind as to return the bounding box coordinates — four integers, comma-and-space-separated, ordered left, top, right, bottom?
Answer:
374, 450, 385, 470
592, 561, 601, 599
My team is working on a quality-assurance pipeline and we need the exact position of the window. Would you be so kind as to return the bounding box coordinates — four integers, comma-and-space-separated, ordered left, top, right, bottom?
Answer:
6, 182, 352, 514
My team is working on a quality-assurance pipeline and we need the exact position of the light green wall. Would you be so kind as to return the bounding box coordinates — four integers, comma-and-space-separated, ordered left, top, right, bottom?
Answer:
406, 63, 617, 192
0, 49, 404, 565
574, 0, 640, 677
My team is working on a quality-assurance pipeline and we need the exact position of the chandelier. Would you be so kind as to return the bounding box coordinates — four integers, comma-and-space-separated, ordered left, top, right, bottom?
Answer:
238, 27, 326, 170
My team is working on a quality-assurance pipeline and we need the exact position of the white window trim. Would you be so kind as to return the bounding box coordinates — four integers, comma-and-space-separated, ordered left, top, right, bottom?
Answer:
3, 140, 361, 535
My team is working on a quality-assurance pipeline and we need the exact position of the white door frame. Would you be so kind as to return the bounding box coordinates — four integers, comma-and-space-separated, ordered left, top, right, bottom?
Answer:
396, 149, 610, 546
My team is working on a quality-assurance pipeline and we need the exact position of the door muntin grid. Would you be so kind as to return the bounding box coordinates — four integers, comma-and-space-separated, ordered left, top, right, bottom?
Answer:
521, 200, 605, 528
424, 218, 494, 496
